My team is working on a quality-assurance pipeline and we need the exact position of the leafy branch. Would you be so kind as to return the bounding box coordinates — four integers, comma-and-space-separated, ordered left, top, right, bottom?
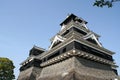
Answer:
93, 0, 120, 8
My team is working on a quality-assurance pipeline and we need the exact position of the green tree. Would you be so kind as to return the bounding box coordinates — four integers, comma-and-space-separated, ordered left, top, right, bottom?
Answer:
0, 57, 15, 80
93, 0, 120, 8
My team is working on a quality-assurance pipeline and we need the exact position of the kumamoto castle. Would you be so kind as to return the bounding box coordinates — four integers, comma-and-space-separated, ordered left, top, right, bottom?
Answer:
18, 14, 119, 80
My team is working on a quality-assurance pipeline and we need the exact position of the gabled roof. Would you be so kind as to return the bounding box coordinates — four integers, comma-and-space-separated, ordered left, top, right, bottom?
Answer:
49, 35, 66, 50
29, 45, 46, 56
83, 31, 102, 47
60, 14, 88, 26
32, 45, 46, 52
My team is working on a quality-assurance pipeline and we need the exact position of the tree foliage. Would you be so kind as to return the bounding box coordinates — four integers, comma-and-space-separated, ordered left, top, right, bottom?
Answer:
0, 57, 15, 80
93, 0, 120, 7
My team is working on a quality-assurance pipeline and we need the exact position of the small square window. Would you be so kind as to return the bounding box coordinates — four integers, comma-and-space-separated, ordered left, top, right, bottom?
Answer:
63, 48, 66, 53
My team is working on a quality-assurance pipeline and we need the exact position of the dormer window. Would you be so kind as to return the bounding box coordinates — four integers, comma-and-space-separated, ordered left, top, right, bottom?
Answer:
83, 32, 102, 47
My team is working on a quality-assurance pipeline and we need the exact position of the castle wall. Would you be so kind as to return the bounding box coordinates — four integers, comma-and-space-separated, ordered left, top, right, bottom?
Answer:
37, 57, 117, 80
18, 67, 42, 80
37, 57, 75, 80
74, 57, 117, 80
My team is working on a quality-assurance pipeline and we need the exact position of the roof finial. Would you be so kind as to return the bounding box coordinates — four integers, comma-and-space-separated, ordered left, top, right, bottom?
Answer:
66, 13, 70, 18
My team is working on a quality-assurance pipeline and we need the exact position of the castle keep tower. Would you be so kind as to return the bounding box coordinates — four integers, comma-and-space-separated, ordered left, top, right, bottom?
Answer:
18, 14, 118, 80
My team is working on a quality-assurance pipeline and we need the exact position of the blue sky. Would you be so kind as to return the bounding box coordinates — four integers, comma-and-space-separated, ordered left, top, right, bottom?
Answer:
0, 0, 120, 79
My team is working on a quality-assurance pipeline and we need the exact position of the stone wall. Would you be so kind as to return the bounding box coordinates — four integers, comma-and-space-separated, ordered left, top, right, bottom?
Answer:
37, 57, 75, 80
18, 67, 42, 80
18, 56, 118, 80
74, 57, 117, 79
37, 56, 117, 80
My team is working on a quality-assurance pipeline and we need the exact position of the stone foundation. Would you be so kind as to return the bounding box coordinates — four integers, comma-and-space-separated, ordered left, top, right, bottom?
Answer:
18, 57, 118, 80
18, 67, 42, 80
37, 57, 117, 80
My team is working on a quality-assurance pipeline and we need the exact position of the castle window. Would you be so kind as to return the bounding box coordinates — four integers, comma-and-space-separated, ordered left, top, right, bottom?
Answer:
73, 27, 87, 35
47, 51, 60, 60
62, 48, 66, 53
62, 30, 69, 36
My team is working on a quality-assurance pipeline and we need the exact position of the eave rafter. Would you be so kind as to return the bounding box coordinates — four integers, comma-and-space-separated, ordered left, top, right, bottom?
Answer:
40, 49, 114, 67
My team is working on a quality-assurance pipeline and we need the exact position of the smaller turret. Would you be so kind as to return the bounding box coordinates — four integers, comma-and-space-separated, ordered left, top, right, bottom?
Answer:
29, 45, 46, 56
20, 46, 45, 71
